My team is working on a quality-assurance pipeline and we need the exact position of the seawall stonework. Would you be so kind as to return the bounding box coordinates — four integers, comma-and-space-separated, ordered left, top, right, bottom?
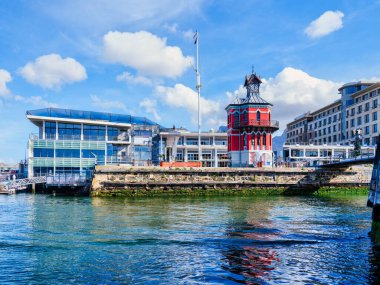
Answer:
91, 165, 371, 197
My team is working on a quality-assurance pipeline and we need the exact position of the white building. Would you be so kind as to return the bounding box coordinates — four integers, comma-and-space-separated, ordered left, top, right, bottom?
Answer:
157, 128, 228, 167
285, 81, 380, 162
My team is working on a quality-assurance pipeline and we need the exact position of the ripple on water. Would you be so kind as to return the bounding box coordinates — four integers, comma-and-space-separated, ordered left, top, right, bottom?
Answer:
0, 193, 376, 284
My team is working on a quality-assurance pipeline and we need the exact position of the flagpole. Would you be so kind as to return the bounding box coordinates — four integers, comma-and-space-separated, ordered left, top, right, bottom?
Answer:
195, 31, 202, 166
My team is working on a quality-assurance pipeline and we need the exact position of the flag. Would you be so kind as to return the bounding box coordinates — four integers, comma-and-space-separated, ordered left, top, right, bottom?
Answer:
193, 31, 198, 45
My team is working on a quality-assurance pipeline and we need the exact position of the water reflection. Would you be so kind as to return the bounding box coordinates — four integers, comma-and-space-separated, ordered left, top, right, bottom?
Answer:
0, 194, 376, 284
221, 198, 280, 284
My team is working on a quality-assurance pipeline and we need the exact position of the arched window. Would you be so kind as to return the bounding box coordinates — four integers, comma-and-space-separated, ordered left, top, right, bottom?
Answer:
234, 113, 239, 123
257, 134, 261, 150
257, 110, 261, 122
263, 133, 267, 148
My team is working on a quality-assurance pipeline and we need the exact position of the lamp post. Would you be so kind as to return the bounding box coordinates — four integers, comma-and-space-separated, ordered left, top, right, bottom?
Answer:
194, 31, 202, 166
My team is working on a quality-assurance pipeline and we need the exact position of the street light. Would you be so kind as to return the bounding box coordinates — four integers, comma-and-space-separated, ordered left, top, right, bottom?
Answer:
353, 128, 362, 157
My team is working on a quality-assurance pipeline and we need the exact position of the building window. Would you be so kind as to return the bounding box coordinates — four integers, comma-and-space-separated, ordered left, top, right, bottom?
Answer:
234, 113, 239, 125
135, 130, 152, 137
176, 152, 183, 161
56, 149, 81, 158
58, 123, 81, 140
33, 148, 54, 157
358, 105, 362, 114
83, 124, 106, 141
256, 111, 261, 122
357, 117, 362, 126
365, 102, 370, 111
365, 114, 370, 123
188, 153, 199, 161
257, 134, 261, 149
351, 109, 355, 116
374, 124, 378, 133
373, 112, 378, 121
243, 113, 248, 122
365, 126, 370, 135
351, 119, 355, 127
323, 119, 326, 126
333, 115, 337, 122
45, 122, 56, 140
374, 99, 378, 109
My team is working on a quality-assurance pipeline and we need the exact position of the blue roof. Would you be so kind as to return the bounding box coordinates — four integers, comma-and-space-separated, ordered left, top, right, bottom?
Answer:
26, 108, 159, 126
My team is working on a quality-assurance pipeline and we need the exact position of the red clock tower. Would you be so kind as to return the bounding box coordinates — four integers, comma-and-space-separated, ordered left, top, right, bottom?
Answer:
226, 71, 279, 167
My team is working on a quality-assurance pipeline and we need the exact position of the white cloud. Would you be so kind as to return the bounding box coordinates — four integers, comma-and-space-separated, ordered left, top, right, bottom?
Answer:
163, 23, 178, 33
0, 69, 12, 96
139, 98, 161, 121
182, 29, 195, 42
116, 72, 153, 86
18, 54, 87, 89
305, 10, 344, 38
14, 95, 58, 108
103, 31, 193, 78
155, 83, 224, 126
90, 95, 128, 112
43, 0, 204, 31
261, 67, 341, 106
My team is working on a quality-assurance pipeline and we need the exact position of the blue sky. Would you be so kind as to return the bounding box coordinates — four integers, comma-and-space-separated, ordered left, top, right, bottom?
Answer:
1, 0, 380, 163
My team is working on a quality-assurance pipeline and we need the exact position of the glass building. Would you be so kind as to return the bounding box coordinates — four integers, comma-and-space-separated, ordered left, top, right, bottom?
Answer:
27, 108, 159, 177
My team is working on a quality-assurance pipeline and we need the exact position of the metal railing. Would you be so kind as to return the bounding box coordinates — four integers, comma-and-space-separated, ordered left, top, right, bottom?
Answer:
46, 170, 94, 187
233, 120, 279, 128
0, 176, 47, 191
29, 133, 130, 142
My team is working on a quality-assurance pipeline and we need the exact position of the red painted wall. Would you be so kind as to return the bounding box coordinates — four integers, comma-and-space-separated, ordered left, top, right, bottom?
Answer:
227, 105, 274, 152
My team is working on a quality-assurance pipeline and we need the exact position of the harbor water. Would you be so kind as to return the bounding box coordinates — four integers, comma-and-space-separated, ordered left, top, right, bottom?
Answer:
0, 193, 379, 284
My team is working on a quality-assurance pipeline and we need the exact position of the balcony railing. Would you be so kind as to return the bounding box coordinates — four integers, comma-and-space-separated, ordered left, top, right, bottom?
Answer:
233, 120, 279, 129
29, 133, 129, 142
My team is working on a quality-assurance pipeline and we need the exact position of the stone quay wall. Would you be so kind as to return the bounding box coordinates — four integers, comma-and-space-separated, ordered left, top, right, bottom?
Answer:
91, 165, 372, 197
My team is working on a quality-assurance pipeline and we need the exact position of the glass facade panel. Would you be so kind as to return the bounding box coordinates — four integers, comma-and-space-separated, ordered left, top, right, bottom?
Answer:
56, 149, 80, 158
33, 148, 54, 157
58, 123, 81, 140
83, 125, 106, 141
45, 122, 56, 140
82, 149, 105, 163
134, 130, 152, 137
